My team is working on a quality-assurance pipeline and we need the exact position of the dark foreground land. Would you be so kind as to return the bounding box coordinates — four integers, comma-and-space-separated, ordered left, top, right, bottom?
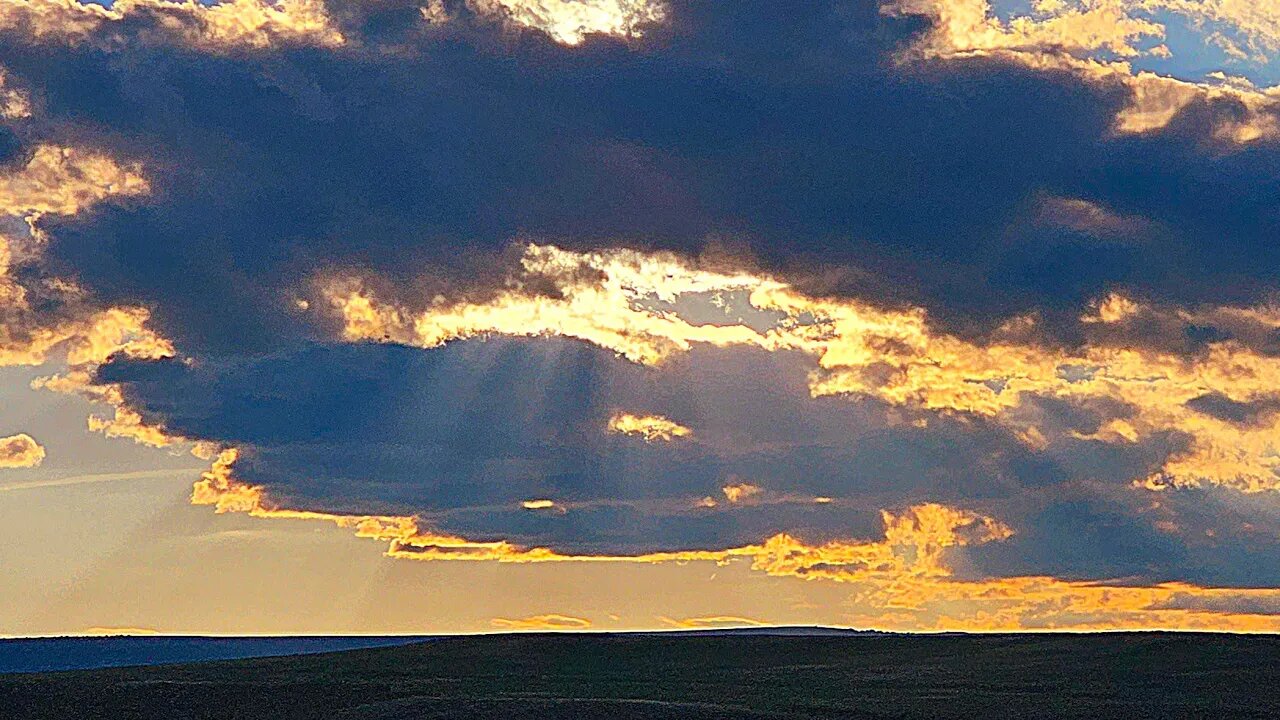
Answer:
3, 631, 1279, 719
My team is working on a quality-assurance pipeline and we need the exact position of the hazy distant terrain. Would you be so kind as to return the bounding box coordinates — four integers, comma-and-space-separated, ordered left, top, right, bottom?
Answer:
0, 636, 431, 674
2, 631, 1278, 719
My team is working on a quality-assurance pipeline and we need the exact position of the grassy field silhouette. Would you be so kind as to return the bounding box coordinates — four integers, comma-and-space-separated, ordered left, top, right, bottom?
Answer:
3, 631, 1278, 719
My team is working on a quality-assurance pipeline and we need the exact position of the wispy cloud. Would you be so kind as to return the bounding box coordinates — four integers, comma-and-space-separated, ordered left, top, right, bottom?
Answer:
490, 613, 592, 631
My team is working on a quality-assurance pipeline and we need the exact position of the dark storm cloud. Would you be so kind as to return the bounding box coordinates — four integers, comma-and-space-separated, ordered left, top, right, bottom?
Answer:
0, 0, 1274, 356
1185, 393, 1280, 427
4, 0, 1280, 583
98, 337, 1093, 553
967, 483, 1280, 588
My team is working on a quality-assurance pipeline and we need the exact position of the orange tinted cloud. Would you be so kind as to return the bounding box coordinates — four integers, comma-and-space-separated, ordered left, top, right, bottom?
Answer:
469, 0, 665, 45
490, 613, 592, 630
321, 244, 788, 365
607, 412, 691, 442
83, 626, 161, 636
186, 452, 1280, 632
884, 0, 1280, 142
0, 145, 148, 218
321, 243, 1280, 493
0, 0, 344, 52
2, 138, 173, 444
2, 0, 664, 53
658, 615, 767, 629
721, 482, 762, 504
0, 433, 44, 468
0, 145, 167, 370
0, 68, 29, 119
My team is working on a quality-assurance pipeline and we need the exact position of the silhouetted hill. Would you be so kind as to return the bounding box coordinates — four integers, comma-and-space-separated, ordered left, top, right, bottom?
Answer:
2, 631, 1278, 719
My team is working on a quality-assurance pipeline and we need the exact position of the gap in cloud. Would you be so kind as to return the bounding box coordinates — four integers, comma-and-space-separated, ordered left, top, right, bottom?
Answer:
988, 0, 1280, 86
632, 289, 791, 333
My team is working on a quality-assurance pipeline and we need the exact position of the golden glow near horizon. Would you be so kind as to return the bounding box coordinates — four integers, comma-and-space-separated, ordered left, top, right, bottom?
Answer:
659, 615, 768, 629
177, 452, 1280, 632
490, 613, 592, 630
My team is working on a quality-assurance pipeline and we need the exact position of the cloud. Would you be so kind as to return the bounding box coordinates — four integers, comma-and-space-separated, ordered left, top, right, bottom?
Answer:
82, 626, 161, 636
720, 482, 762, 504
2, 0, 1276, 362
490, 613, 592, 630
607, 412, 691, 442
0, 144, 166, 368
0, 0, 667, 53
469, 0, 665, 45
104, 330, 1126, 553
0, 432, 44, 467
1, 0, 1280, 631
658, 615, 767, 629
182, 473, 1280, 630
1150, 1, 1280, 59
321, 244, 1280, 495
887, 0, 1280, 142
0, 0, 344, 52
0, 468, 196, 492
0, 144, 147, 218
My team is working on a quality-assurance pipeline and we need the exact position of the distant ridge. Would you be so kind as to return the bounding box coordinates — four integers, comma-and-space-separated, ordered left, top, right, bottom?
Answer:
635, 625, 888, 637
0, 635, 432, 674
0, 627, 880, 674
4, 632, 1279, 718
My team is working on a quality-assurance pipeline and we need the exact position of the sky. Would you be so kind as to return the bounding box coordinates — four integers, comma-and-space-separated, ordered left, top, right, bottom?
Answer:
5, 0, 1280, 636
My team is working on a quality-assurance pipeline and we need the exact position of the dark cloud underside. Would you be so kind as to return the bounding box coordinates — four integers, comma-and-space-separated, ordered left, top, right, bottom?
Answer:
0, 0, 1274, 355
4, 0, 1280, 591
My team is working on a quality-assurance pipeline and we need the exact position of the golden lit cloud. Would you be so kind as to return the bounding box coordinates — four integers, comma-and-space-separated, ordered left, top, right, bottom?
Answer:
0, 0, 344, 52
658, 615, 767, 629
321, 243, 1280, 493
0, 145, 148, 220
0, 433, 44, 468
0, 0, 665, 51
0, 146, 169, 370
82, 626, 161, 636
0, 144, 181, 455
1082, 292, 1142, 324
721, 482, 762, 504
607, 412, 691, 442
322, 244, 787, 365
4, 0, 1277, 640
32, 365, 181, 449
890, 0, 1163, 59
187, 454, 1280, 632
490, 613, 592, 630
468, 0, 664, 45
0, 68, 29, 119
884, 0, 1280, 142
